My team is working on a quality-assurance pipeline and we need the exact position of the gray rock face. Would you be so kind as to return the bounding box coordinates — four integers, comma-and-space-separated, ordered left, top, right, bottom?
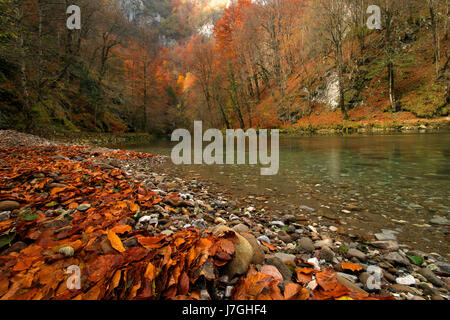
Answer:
347, 248, 367, 261
383, 252, 410, 266
418, 268, 445, 287
298, 237, 315, 252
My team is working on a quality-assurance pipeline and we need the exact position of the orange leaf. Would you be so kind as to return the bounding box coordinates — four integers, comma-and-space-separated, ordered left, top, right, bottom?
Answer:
110, 225, 132, 234
284, 283, 309, 300
107, 230, 125, 253
261, 241, 277, 251
144, 262, 157, 282
341, 262, 363, 272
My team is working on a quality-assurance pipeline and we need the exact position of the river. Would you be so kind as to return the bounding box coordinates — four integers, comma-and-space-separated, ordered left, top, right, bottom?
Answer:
117, 132, 450, 259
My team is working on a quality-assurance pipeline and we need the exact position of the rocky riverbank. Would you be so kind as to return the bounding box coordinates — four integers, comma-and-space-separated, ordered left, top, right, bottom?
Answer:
0, 130, 449, 300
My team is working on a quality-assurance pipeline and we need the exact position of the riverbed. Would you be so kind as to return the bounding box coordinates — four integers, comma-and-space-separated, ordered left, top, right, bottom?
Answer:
116, 132, 450, 259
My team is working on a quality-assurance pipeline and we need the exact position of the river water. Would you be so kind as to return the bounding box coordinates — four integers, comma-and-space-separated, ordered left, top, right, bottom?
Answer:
119, 132, 450, 259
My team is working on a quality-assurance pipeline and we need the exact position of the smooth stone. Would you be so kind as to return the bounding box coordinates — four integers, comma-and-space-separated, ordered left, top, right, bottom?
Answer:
418, 268, 445, 287
374, 233, 397, 241
347, 248, 367, 261
391, 284, 417, 294
265, 256, 293, 281
77, 203, 91, 211
395, 275, 416, 286
58, 246, 74, 257
257, 235, 271, 244
435, 261, 450, 274
417, 283, 441, 296
429, 216, 450, 226
337, 272, 358, 283
299, 205, 315, 213
0, 211, 11, 221
371, 241, 399, 251
213, 226, 253, 277
214, 217, 227, 225
314, 239, 333, 248
161, 230, 174, 237
261, 265, 283, 283
270, 220, 285, 227
360, 272, 381, 290
336, 275, 368, 295
384, 252, 410, 266
240, 232, 265, 265
0, 201, 20, 211
319, 246, 335, 263
298, 237, 315, 252
232, 223, 250, 233
274, 252, 296, 265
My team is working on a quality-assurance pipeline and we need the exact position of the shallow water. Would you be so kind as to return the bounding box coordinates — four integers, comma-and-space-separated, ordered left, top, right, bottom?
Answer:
120, 132, 450, 258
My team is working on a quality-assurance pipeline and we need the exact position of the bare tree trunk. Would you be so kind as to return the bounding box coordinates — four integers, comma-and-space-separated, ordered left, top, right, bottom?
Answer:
15, 1, 32, 129
428, 0, 441, 78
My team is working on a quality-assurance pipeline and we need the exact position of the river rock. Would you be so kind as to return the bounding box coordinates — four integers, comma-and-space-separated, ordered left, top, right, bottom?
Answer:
384, 252, 410, 266
391, 284, 417, 294
265, 256, 293, 282
298, 237, 315, 252
77, 203, 91, 211
214, 217, 227, 225
371, 241, 399, 251
336, 275, 368, 295
319, 246, 335, 262
277, 230, 292, 243
213, 226, 253, 277
359, 272, 380, 291
240, 232, 265, 265
257, 235, 271, 244
270, 220, 285, 227
274, 252, 296, 265
374, 233, 397, 241
395, 275, 416, 286
429, 216, 450, 226
435, 261, 450, 274
417, 283, 441, 296
261, 265, 283, 283
314, 239, 333, 248
58, 246, 74, 257
0, 211, 10, 221
347, 248, 367, 261
0, 201, 20, 211
161, 230, 174, 237
232, 223, 250, 233
418, 268, 445, 287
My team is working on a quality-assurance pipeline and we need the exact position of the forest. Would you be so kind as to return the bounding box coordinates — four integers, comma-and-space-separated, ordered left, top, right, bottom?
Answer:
0, 0, 449, 135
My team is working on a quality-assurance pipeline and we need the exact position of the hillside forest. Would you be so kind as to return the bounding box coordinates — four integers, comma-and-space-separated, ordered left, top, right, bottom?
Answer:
0, 0, 449, 136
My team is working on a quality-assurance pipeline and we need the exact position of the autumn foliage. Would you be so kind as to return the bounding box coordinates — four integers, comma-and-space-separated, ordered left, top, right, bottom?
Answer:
0, 146, 394, 300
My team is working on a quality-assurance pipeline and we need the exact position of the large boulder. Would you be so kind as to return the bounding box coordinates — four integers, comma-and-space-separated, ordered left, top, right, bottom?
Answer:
0, 201, 20, 211
212, 226, 254, 278
240, 232, 265, 265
